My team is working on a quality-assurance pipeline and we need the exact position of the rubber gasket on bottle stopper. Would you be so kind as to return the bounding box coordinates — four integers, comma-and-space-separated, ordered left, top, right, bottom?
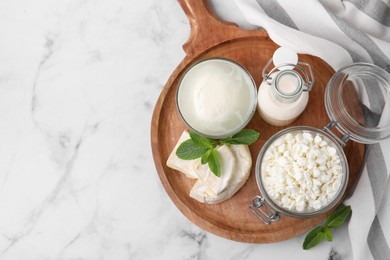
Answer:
273, 47, 298, 70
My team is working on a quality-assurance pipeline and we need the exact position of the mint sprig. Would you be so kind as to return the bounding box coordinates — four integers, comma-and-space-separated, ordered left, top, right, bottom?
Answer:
303, 205, 351, 250
176, 129, 260, 177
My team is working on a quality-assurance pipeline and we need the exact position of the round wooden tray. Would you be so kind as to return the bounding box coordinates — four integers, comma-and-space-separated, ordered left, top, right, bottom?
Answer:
151, 0, 365, 243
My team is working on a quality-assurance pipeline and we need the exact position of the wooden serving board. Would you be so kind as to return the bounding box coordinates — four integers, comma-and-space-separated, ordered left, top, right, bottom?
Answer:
151, 0, 365, 243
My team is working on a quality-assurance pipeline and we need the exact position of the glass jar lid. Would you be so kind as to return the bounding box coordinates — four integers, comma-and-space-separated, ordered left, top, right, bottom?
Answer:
325, 63, 390, 144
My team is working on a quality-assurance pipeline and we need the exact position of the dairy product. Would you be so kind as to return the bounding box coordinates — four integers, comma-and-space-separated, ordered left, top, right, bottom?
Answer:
190, 144, 252, 204
258, 47, 314, 127
257, 72, 309, 127
277, 73, 299, 93
177, 59, 256, 137
166, 131, 252, 204
166, 131, 199, 179
261, 131, 343, 212
192, 145, 236, 195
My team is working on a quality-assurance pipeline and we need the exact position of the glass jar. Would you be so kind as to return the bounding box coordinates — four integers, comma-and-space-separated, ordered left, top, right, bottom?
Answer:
250, 63, 390, 224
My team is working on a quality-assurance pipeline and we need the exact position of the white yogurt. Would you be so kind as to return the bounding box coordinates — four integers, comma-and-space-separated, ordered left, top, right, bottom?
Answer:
177, 59, 256, 138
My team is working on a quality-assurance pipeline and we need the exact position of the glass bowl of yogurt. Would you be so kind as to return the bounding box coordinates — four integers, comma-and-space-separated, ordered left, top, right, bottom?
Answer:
176, 58, 257, 139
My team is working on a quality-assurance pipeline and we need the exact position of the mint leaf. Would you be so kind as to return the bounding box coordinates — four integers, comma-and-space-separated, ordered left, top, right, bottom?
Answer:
189, 131, 215, 149
201, 149, 212, 165
176, 139, 208, 160
208, 149, 221, 177
326, 205, 351, 228
303, 226, 325, 250
220, 129, 260, 145
324, 227, 333, 242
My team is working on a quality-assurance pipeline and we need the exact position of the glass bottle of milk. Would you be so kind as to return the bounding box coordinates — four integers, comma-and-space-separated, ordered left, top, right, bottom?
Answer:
257, 47, 314, 127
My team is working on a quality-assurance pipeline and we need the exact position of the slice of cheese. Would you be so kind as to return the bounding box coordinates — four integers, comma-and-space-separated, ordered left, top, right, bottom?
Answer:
166, 131, 199, 179
190, 145, 252, 204
166, 131, 252, 204
193, 145, 236, 194
189, 179, 216, 203
226, 144, 252, 198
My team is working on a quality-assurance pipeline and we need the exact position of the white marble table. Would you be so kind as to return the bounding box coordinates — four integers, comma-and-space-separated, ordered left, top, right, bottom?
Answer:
0, 0, 352, 259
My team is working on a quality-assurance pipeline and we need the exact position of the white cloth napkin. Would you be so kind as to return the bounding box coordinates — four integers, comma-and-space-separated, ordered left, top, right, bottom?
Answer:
236, 0, 390, 259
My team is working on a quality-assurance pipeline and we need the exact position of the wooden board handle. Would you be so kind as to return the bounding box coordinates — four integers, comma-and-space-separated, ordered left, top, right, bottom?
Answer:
178, 0, 268, 57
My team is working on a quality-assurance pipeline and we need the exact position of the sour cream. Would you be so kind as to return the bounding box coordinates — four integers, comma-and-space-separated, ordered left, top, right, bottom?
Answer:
177, 58, 257, 138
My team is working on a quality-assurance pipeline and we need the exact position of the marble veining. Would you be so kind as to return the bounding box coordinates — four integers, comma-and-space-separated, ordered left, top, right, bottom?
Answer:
0, 0, 352, 259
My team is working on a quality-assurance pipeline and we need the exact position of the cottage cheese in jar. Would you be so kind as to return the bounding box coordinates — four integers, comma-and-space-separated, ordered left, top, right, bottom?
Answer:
261, 130, 344, 213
